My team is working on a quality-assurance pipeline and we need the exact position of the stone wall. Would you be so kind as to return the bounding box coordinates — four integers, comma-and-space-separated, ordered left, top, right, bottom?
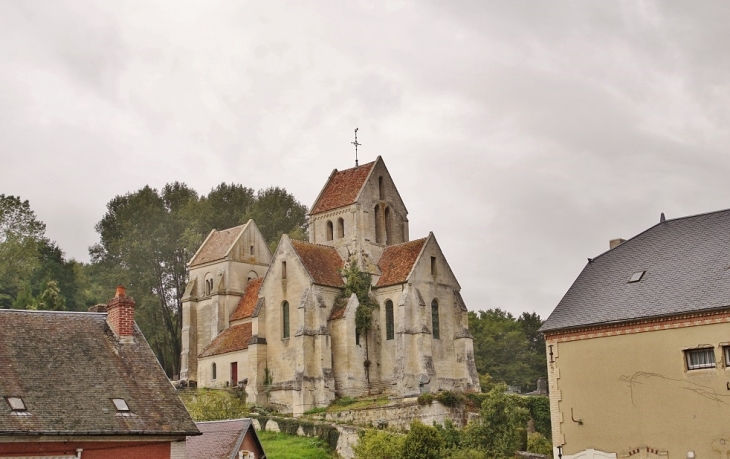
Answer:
323, 398, 468, 430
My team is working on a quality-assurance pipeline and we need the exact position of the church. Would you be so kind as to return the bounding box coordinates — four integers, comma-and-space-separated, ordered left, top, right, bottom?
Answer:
180, 156, 479, 415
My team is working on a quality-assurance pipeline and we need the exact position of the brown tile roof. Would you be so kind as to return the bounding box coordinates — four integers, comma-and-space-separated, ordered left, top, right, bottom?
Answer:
375, 238, 427, 287
199, 322, 252, 358
230, 278, 264, 322
187, 419, 264, 459
0, 310, 199, 436
189, 225, 244, 267
310, 161, 376, 214
291, 240, 345, 288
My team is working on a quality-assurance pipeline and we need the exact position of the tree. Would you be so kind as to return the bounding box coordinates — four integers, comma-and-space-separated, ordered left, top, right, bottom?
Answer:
353, 429, 405, 459
0, 194, 46, 243
244, 187, 308, 251
463, 384, 530, 457
402, 420, 445, 459
32, 280, 66, 311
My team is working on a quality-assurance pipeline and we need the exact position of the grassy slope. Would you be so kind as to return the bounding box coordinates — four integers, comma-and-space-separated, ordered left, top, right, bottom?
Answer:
258, 431, 334, 459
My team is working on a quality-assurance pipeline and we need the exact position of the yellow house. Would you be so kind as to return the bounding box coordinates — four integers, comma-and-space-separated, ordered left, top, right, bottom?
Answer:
541, 209, 730, 459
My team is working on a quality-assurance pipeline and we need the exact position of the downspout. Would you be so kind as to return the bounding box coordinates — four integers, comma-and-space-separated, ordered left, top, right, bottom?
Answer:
76, 449, 83, 458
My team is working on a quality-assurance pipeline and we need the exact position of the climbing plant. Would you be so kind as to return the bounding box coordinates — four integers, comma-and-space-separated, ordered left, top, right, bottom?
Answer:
338, 259, 377, 332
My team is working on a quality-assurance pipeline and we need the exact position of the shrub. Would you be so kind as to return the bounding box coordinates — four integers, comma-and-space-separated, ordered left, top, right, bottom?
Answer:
181, 389, 247, 421
402, 420, 445, 459
435, 390, 465, 407
446, 449, 488, 459
527, 432, 553, 457
353, 429, 405, 459
417, 393, 435, 405
332, 396, 357, 407
525, 396, 551, 439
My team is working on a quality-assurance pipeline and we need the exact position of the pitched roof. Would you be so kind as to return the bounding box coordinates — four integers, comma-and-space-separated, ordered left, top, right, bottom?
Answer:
376, 238, 427, 287
310, 161, 376, 214
291, 240, 345, 288
230, 278, 263, 321
541, 208, 730, 333
0, 310, 199, 436
189, 225, 244, 267
199, 322, 252, 358
187, 418, 265, 459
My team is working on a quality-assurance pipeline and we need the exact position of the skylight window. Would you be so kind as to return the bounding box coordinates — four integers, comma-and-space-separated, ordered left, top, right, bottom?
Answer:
112, 398, 130, 412
628, 271, 645, 283
6, 397, 26, 411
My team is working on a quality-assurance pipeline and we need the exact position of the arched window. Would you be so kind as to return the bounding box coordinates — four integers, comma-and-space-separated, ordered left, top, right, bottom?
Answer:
431, 299, 440, 339
378, 176, 384, 200
337, 218, 345, 239
212, 363, 217, 380
204, 274, 213, 296
385, 300, 394, 340
326, 221, 334, 241
374, 205, 382, 243
384, 207, 392, 245
282, 301, 290, 339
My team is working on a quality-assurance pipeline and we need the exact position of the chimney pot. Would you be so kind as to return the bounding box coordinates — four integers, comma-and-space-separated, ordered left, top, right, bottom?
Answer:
115, 284, 126, 298
107, 286, 135, 343
609, 238, 626, 250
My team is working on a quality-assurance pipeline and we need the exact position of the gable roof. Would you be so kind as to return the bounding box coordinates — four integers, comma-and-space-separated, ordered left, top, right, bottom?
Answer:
189, 224, 245, 267
376, 237, 427, 287
541, 208, 730, 333
230, 278, 263, 321
199, 322, 252, 358
310, 160, 376, 214
187, 418, 265, 459
291, 240, 345, 288
0, 310, 199, 436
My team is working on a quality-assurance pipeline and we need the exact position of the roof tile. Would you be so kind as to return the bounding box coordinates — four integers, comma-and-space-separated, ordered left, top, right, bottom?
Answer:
199, 322, 252, 358
310, 161, 375, 214
291, 240, 345, 288
376, 238, 427, 287
189, 225, 244, 267
187, 419, 261, 459
230, 278, 263, 321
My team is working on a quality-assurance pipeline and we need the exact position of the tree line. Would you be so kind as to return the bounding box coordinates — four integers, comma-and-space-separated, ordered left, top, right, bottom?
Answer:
0, 187, 548, 392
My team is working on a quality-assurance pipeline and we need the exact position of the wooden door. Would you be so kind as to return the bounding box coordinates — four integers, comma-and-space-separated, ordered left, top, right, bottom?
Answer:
231, 362, 238, 386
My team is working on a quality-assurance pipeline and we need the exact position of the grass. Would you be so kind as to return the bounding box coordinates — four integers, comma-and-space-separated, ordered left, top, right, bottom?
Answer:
258, 431, 335, 459
326, 396, 390, 413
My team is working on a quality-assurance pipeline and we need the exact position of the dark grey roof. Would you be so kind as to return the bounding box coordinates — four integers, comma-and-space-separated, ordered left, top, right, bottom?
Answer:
0, 310, 199, 436
187, 418, 265, 459
541, 208, 730, 333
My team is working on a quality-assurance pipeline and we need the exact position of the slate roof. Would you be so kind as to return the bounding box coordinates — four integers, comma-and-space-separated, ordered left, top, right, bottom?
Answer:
230, 278, 263, 321
199, 323, 252, 358
310, 161, 376, 214
376, 238, 427, 287
541, 208, 730, 333
0, 310, 199, 436
189, 225, 244, 267
187, 419, 265, 459
291, 240, 345, 288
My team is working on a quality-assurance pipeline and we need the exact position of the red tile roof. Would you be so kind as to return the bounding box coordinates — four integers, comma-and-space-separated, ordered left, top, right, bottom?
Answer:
291, 240, 345, 287
189, 225, 244, 267
230, 278, 263, 321
310, 161, 376, 214
375, 238, 427, 287
199, 322, 252, 358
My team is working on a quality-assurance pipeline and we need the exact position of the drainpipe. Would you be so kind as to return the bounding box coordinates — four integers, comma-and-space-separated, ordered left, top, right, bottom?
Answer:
76, 449, 83, 458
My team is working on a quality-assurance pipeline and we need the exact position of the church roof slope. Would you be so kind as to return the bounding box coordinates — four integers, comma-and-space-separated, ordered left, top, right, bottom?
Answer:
189, 225, 245, 267
541, 208, 730, 333
231, 278, 264, 321
199, 322, 252, 358
376, 237, 427, 287
291, 240, 345, 287
0, 309, 199, 436
310, 160, 376, 214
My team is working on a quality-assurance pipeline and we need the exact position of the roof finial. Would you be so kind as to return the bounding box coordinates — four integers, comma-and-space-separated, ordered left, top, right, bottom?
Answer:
351, 128, 361, 167
660, 212, 666, 223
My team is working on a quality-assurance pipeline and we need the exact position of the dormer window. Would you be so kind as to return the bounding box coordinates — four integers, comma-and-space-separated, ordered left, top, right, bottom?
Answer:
628, 271, 645, 283
6, 396, 26, 411
112, 398, 130, 412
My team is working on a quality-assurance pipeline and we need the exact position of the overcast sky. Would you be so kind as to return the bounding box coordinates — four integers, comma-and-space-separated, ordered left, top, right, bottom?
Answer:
2, 1, 730, 319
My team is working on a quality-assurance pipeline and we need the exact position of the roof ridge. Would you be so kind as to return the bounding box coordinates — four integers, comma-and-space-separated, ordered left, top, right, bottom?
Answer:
0, 309, 107, 315
291, 239, 341, 250
384, 236, 428, 248
195, 418, 252, 424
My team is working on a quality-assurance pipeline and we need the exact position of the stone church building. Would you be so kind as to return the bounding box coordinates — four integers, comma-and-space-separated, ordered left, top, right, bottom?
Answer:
180, 156, 479, 415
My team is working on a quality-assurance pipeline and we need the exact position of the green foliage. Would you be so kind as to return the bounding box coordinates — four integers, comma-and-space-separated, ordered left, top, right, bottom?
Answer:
525, 396, 551, 439
353, 429, 405, 459
402, 420, 445, 459
469, 309, 547, 392
445, 450, 488, 459
435, 420, 462, 451
244, 186, 309, 252
417, 393, 435, 405
258, 431, 334, 459
338, 260, 376, 332
527, 432, 553, 457
463, 384, 530, 458
304, 406, 328, 415
436, 390, 465, 407
332, 396, 357, 407
180, 389, 248, 421
32, 280, 66, 311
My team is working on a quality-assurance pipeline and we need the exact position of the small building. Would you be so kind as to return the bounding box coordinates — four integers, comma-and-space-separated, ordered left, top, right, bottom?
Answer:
540, 209, 730, 459
187, 418, 266, 459
0, 286, 200, 458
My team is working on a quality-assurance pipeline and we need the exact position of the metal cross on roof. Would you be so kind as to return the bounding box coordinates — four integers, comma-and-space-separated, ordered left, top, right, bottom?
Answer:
352, 128, 361, 167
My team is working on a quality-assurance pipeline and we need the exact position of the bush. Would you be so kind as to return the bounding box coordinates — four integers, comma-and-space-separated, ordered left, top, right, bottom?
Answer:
353, 429, 405, 459
181, 389, 248, 421
417, 393, 435, 405
402, 420, 444, 459
332, 396, 357, 407
435, 390, 465, 407
446, 449, 488, 459
527, 432, 553, 457
525, 396, 551, 439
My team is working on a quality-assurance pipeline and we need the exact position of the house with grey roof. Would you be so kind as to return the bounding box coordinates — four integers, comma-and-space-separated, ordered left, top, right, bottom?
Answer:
541, 209, 730, 459
0, 285, 200, 458
186, 418, 265, 459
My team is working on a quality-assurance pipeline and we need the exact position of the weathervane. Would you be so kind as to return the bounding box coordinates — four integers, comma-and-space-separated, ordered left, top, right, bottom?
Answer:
352, 128, 361, 167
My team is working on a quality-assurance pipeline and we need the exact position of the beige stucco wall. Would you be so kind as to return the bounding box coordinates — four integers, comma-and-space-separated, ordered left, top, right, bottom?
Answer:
547, 320, 730, 458
198, 349, 251, 390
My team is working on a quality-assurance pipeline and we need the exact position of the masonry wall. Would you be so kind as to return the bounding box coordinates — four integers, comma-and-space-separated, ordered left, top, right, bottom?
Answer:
546, 318, 730, 458
198, 348, 251, 389
0, 439, 178, 459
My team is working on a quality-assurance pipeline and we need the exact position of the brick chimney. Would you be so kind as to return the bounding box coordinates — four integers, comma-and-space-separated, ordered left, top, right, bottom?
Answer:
609, 238, 626, 250
106, 285, 136, 343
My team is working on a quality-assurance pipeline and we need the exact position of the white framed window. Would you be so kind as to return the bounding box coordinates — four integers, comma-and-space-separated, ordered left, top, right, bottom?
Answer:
686, 348, 715, 370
